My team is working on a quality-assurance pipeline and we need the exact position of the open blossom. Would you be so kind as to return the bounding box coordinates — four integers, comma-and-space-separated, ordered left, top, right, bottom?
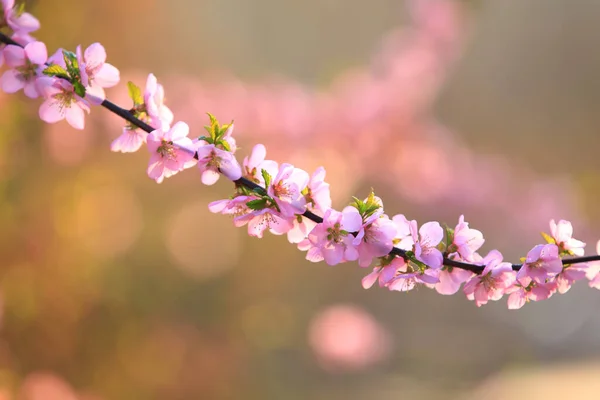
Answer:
435, 266, 474, 295
242, 144, 278, 185
549, 219, 585, 256
463, 250, 515, 307
196, 143, 242, 185
552, 266, 588, 294
362, 257, 405, 289
144, 73, 173, 130
233, 206, 292, 238
287, 215, 318, 244
507, 276, 553, 309
516, 244, 562, 284
267, 163, 309, 218
36, 77, 90, 130
209, 195, 255, 217
411, 221, 444, 269
392, 214, 414, 250
356, 215, 397, 267
76, 43, 120, 103
307, 207, 363, 266
110, 126, 147, 153
587, 241, 600, 289
305, 167, 332, 213
2, 0, 40, 33
387, 262, 440, 292
146, 121, 196, 183
1, 41, 46, 98
284, 166, 331, 244
450, 215, 484, 261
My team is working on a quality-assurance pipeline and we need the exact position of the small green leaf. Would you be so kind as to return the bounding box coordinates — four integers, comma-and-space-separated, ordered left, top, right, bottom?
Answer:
127, 81, 143, 105
246, 198, 268, 210
261, 169, 272, 187
15, 2, 25, 16
42, 64, 69, 79
207, 112, 218, 127
540, 231, 555, 245
73, 82, 86, 98
62, 50, 81, 81
219, 140, 231, 152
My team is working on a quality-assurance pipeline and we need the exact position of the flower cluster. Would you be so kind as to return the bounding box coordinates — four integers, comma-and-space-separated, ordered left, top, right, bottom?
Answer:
2, 2, 600, 310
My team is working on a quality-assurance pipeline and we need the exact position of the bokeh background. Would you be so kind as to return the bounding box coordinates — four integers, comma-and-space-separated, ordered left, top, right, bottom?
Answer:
2, 0, 600, 398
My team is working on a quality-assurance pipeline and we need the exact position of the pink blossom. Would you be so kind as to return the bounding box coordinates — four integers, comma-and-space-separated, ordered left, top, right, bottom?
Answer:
233, 207, 293, 238
450, 215, 484, 261
307, 207, 363, 266
2, 0, 40, 33
76, 43, 120, 103
553, 266, 587, 294
10, 30, 36, 46
287, 215, 318, 244
196, 143, 242, 185
411, 220, 444, 269
0, 41, 46, 98
549, 219, 585, 256
208, 195, 255, 217
267, 163, 309, 217
435, 266, 473, 295
388, 266, 440, 292
362, 257, 405, 289
391, 214, 414, 250
305, 167, 332, 213
356, 215, 397, 267
507, 277, 553, 309
144, 73, 174, 130
587, 240, 600, 289
36, 77, 90, 130
516, 244, 563, 284
463, 250, 515, 307
110, 127, 146, 153
146, 121, 196, 183
242, 143, 278, 185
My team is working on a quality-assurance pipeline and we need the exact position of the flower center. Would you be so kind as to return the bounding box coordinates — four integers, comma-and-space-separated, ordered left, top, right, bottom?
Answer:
16, 60, 38, 81
481, 272, 495, 291
272, 181, 292, 200
52, 89, 76, 112
157, 140, 177, 160
326, 222, 344, 244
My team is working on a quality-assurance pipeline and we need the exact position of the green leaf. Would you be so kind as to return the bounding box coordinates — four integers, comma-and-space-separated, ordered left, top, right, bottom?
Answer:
252, 187, 268, 197
62, 50, 81, 81
261, 169, 272, 188
127, 81, 143, 105
73, 82, 86, 98
540, 231, 555, 245
246, 198, 268, 210
219, 140, 231, 152
15, 2, 25, 16
207, 112, 218, 127
42, 64, 69, 79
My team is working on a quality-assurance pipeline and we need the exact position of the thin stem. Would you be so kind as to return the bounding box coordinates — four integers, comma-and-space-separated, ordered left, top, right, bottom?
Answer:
2, 32, 599, 274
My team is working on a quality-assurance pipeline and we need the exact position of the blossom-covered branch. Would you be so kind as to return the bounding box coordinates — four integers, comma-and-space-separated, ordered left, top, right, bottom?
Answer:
2, 0, 600, 309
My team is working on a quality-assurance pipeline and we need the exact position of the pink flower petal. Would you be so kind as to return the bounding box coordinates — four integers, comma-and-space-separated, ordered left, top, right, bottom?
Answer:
24, 41, 47, 64
1, 69, 24, 93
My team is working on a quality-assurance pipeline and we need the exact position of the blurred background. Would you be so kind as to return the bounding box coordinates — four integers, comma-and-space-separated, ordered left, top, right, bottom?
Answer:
2, 0, 600, 398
